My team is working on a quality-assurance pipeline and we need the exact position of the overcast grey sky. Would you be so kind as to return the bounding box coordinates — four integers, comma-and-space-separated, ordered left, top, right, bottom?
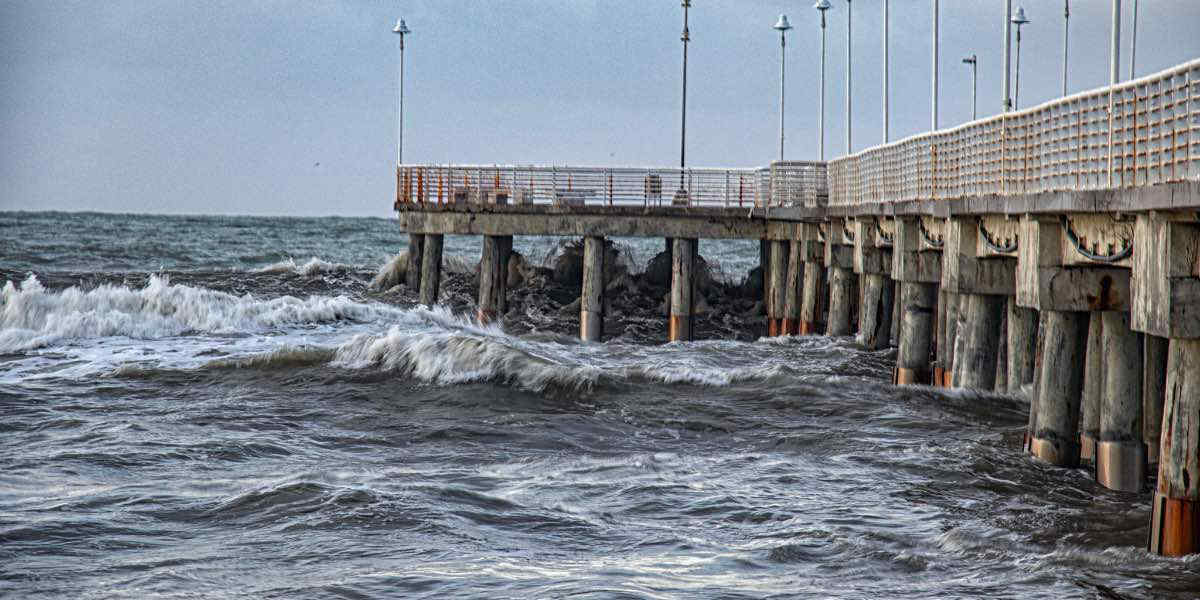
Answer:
2, 1, 1198, 217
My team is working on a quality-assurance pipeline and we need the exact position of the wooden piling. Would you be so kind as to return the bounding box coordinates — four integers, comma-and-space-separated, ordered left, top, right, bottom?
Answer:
580, 236, 605, 341
669, 238, 697, 342
419, 234, 444, 307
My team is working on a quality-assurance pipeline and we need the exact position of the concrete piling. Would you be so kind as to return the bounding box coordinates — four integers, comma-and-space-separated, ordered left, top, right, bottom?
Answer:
418, 233, 443, 307
800, 257, 824, 334
1148, 339, 1200, 556
1079, 312, 1106, 466
1096, 311, 1145, 493
1006, 299, 1038, 394
405, 233, 424, 290
580, 236, 606, 341
895, 282, 936, 384
669, 238, 697, 342
951, 294, 1006, 390
782, 240, 804, 335
1143, 335, 1169, 467
477, 235, 512, 324
767, 240, 788, 336
857, 274, 894, 350
827, 267, 854, 336
1029, 310, 1089, 467
890, 281, 901, 347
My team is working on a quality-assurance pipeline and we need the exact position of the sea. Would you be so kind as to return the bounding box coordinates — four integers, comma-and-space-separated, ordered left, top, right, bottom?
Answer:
2, 211, 1197, 599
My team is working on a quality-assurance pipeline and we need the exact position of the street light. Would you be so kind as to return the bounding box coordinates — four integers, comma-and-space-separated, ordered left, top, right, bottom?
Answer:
963, 55, 978, 120
882, 0, 889, 142
678, 0, 691, 196
1062, 1, 1070, 96
774, 14, 793, 161
845, 0, 852, 155
815, 0, 831, 160
1011, 7, 1030, 110
392, 18, 411, 167
932, 0, 939, 130
1130, 0, 1139, 79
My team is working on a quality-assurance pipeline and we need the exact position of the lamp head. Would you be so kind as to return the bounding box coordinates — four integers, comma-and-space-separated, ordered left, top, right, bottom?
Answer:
774, 14, 793, 31
814, 0, 831, 12
962, 55, 976, 65
393, 19, 410, 35
1011, 7, 1030, 25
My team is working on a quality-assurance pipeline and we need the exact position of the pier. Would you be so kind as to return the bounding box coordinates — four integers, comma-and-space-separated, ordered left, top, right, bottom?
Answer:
396, 59, 1200, 555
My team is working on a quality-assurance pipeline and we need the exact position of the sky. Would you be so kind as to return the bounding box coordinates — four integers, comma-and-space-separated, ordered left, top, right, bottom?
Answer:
2, 1, 1198, 218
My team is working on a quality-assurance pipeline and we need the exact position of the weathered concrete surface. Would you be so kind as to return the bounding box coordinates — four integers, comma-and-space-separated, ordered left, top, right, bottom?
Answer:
1006, 300, 1039, 393
892, 218, 942, 284
1131, 214, 1200, 339
399, 204, 767, 240
896, 282, 937, 384
800, 255, 825, 334
405, 233, 424, 290
1149, 339, 1200, 556
1079, 312, 1106, 466
419, 233, 444, 307
1017, 216, 1131, 312
1096, 311, 1145, 492
853, 218, 893, 276
580, 236, 605, 341
827, 267, 855, 336
857, 273, 894, 350
782, 240, 804, 335
669, 238, 697, 342
938, 292, 960, 387
1030, 310, 1089, 467
951, 294, 1006, 391
768, 240, 788, 336
943, 218, 1017, 296
1144, 335, 1169, 466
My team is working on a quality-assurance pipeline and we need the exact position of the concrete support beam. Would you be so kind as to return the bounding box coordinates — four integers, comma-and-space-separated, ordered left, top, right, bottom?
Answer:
1148, 339, 1200, 556
478, 235, 512, 324
1017, 216, 1131, 312
405, 233, 424, 290
1030, 310, 1089, 467
580, 236, 606, 342
1132, 214, 1200, 339
1096, 311, 1145, 493
767, 240, 788, 336
1007, 299, 1039, 394
950, 294, 1006, 390
895, 282, 937, 385
943, 217, 1016, 296
419, 233, 444, 307
782, 240, 804, 335
1144, 335, 1169, 467
892, 218, 942, 284
1079, 312, 1107, 466
858, 273, 894, 350
669, 238, 697, 342
827, 267, 855, 336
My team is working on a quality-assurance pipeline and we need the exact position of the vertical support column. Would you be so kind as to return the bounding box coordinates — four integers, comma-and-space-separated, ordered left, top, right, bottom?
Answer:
419, 233, 443, 307
1148, 339, 1200, 556
1143, 335, 1169, 467
478, 235, 512, 324
994, 309, 1009, 393
669, 238, 697, 342
1007, 298, 1039, 393
760, 239, 771, 303
895, 282, 936, 384
857, 274, 894, 350
580, 236, 606, 342
890, 281, 901, 347
934, 291, 950, 386
942, 293, 961, 387
782, 240, 804, 335
800, 257, 824, 335
1079, 312, 1106, 467
1096, 311, 1145, 492
951, 294, 1006, 390
405, 233, 424, 290
1029, 310, 1089, 467
827, 267, 854, 336
767, 240, 788, 336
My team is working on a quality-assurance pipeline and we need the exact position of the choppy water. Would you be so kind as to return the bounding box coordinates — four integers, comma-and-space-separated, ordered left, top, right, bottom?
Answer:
2, 211, 1198, 599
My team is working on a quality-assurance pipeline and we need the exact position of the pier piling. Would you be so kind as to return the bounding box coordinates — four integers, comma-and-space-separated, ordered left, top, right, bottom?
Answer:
419, 233, 443, 307
669, 238, 697, 342
580, 236, 606, 341
1096, 310, 1145, 492
1029, 310, 1089, 467
478, 235, 512, 323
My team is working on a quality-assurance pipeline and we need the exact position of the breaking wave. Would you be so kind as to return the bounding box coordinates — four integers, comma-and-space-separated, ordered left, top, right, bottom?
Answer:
251, 257, 359, 276
0, 274, 402, 352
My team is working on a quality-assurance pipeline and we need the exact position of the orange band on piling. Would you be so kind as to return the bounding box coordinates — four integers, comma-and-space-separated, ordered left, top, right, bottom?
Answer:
932, 367, 945, 388
669, 315, 691, 342
798, 321, 816, 335
781, 319, 799, 336
892, 367, 930, 386
1150, 493, 1200, 557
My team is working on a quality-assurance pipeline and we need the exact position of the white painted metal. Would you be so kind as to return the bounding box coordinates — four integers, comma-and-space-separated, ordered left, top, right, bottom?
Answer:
932, 0, 939, 131
845, 0, 852, 155
883, 0, 889, 143
1003, 0, 1013, 112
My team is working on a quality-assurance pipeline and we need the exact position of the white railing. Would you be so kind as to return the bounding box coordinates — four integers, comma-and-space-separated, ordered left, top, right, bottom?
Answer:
828, 58, 1200, 207
396, 164, 777, 209
396, 163, 828, 210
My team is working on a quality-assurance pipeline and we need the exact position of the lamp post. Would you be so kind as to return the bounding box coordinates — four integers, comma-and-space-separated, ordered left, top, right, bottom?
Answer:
1003, 0, 1013, 111
963, 54, 977, 120
932, 0, 939, 130
845, 0, 852, 155
1130, 0, 1138, 79
815, 0, 831, 160
1011, 7, 1030, 110
882, 0, 888, 143
679, 0, 690, 186
774, 15, 793, 161
393, 18, 410, 167
1062, 1, 1070, 96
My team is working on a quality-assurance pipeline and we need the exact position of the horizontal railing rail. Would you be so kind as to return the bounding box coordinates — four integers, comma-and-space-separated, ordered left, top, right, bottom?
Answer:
396, 163, 827, 210
828, 58, 1200, 207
